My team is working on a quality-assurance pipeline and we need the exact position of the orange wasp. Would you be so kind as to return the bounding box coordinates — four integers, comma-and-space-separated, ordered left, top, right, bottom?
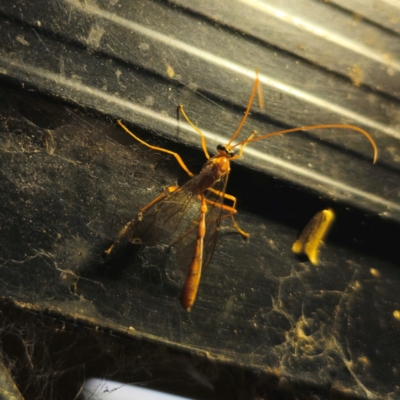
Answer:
105, 71, 378, 311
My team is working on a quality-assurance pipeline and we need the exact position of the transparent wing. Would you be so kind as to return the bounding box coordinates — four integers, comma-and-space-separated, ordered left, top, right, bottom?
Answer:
124, 163, 229, 274
170, 175, 228, 275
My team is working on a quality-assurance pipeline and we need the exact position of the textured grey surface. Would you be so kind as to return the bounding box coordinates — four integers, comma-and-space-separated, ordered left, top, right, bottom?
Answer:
1, 0, 399, 219
0, 1, 400, 399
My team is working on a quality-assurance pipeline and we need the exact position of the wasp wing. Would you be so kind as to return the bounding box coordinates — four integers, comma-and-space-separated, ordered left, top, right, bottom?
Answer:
123, 163, 229, 274
169, 174, 229, 276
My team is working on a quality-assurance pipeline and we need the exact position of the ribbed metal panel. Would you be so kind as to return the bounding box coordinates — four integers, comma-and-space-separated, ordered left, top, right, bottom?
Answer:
1, 1, 399, 398
1, 0, 399, 218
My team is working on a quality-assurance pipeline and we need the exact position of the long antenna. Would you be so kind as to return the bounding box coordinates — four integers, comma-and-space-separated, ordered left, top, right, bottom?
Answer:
227, 70, 260, 146
232, 123, 378, 164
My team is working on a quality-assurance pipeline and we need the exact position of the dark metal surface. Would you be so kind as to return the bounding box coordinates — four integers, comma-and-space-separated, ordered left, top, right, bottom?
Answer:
1, 0, 400, 218
0, 0, 400, 399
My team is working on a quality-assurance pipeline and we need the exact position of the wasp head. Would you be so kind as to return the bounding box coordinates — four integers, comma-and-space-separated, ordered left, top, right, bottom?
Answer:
216, 144, 235, 158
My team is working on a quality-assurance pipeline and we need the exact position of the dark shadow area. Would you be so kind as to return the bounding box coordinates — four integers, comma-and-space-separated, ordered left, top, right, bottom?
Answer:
0, 300, 382, 400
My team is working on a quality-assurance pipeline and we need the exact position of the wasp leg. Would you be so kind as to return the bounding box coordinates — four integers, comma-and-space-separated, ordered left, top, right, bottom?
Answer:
117, 120, 194, 177
204, 188, 249, 238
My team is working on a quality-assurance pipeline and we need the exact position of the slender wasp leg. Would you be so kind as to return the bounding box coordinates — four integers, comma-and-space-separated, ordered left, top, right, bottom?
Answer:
204, 188, 249, 237
221, 193, 249, 238
117, 120, 194, 177
104, 186, 179, 255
